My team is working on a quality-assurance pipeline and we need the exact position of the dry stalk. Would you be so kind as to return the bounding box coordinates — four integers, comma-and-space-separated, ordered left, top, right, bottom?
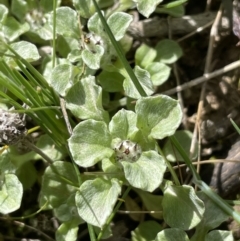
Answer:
191, 5, 223, 177
161, 60, 240, 95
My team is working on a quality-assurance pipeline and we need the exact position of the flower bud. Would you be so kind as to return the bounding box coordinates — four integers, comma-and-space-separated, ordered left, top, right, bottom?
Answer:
114, 140, 142, 162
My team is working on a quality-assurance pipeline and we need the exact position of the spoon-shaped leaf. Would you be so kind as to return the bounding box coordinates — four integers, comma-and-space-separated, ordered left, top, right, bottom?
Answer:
75, 178, 121, 227
68, 120, 114, 167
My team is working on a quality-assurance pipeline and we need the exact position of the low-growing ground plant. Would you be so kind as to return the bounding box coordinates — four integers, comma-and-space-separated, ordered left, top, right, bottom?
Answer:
0, 0, 239, 241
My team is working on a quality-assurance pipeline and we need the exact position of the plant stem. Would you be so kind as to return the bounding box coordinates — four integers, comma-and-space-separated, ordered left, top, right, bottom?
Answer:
157, 144, 180, 186
0, 217, 56, 241
3, 201, 49, 220
52, 0, 57, 68
88, 223, 97, 241
59, 97, 82, 187
59, 97, 72, 135
24, 139, 54, 165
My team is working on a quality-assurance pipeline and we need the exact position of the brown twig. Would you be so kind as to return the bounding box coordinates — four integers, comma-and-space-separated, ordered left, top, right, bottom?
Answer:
167, 16, 185, 184
12, 220, 56, 241
0, 217, 56, 241
190, 6, 223, 177
60, 97, 72, 135
167, 16, 188, 129
24, 138, 54, 165
173, 159, 240, 169
206, 0, 212, 12
177, 20, 214, 43
118, 210, 162, 214
161, 59, 240, 95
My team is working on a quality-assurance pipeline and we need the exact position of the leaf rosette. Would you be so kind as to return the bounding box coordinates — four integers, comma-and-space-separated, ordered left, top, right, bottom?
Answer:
68, 95, 182, 192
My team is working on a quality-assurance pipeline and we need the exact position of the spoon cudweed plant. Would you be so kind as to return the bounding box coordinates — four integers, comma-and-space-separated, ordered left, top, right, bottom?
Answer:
0, 1, 238, 241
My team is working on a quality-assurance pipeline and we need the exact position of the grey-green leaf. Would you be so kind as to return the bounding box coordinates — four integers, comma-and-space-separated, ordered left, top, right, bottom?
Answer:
73, 0, 95, 18
11, 0, 28, 20
50, 64, 80, 96
132, 221, 162, 241
135, 95, 182, 139
82, 46, 104, 70
196, 192, 229, 230
0, 151, 17, 174
53, 194, 80, 222
155, 39, 182, 64
66, 76, 109, 122
109, 109, 138, 140
123, 66, 154, 99
163, 0, 187, 8
135, 44, 157, 68
107, 12, 132, 41
122, 151, 166, 192
56, 220, 80, 241
98, 70, 124, 92
155, 228, 190, 241
190, 191, 230, 240
39, 161, 80, 208
205, 230, 234, 241
68, 120, 114, 167
162, 185, 205, 230
135, 0, 164, 18
0, 174, 23, 214
156, 5, 185, 17
6, 41, 40, 67
34, 134, 64, 162
0, 4, 8, 23
146, 62, 171, 86
88, 12, 104, 35
75, 178, 121, 227
3, 17, 30, 41
49, 7, 80, 38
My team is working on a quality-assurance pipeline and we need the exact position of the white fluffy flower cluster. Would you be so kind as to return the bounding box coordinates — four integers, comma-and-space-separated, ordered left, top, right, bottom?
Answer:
114, 140, 142, 163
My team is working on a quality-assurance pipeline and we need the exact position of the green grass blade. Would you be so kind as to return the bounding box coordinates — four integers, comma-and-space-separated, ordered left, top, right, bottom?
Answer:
230, 118, 240, 135
170, 135, 201, 181
0, 93, 24, 109
92, 0, 147, 97
88, 223, 97, 241
0, 74, 30, 104
0, 64, 68, 146
196, 180, 240, 223
52, 0, 57, 68
171, 135, 240, 223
